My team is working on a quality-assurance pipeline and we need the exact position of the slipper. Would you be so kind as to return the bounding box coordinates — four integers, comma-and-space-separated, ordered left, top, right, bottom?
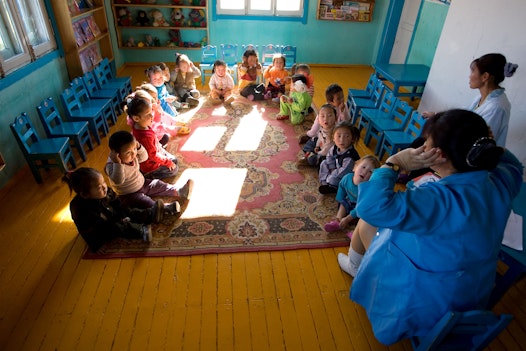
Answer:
177, 126, 191, 135
276, 115, 289, 120
324, 220, 341, 232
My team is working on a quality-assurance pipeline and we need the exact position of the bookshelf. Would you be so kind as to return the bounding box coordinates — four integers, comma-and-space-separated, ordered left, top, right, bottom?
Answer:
110, 0, 208, 50
51, 0, 114, 80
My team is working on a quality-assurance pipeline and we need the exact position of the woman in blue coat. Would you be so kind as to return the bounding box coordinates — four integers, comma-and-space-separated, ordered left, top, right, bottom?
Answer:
347, 109, 523, 345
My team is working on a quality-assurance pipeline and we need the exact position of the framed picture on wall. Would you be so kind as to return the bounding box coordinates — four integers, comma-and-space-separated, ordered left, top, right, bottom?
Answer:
316, 0, 374, 22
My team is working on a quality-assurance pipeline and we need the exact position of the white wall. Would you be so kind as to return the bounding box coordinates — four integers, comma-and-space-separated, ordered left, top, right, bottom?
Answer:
419, 0, 526, 174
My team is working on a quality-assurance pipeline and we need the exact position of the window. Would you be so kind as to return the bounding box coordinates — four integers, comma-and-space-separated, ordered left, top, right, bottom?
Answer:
215, 0, 307, 22
0, 0, 56, 77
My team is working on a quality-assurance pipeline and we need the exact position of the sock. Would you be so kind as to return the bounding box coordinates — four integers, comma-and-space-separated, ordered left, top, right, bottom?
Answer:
348, 247, 364, 277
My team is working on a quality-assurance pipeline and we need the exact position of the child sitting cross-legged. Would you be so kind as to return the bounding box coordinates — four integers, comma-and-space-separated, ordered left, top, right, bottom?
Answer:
277, 74, 312, 124
126, 91, 179, 180
323, 155, 381, 234
298, 103, 336, 167
105, 130, 193, 210
263, 53, 289, 102
318, 121, 361, 194
63, 167, 183, 253
208, 59, 235, 105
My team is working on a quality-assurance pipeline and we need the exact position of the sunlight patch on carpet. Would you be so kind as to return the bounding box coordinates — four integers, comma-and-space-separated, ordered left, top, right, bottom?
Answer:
226, 111, 268, 151
181, 126, 227, 152
175, 167, 246, 218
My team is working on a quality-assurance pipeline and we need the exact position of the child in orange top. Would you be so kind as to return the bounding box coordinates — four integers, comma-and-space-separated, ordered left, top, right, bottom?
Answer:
126, 91, 179, 180
263, 54, 289, 101
238, 48, 265, 100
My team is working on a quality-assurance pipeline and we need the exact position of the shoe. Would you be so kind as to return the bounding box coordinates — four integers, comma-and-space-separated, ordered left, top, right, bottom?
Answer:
177, 126, 191, 135
338, 253, 355, 277
224, 96, 235, 105
178, 179, 194, 201
209, 97, 222, 105
298, 134, 310, 144
308, 107, 314, 114
159, 134, 170, 146
319, 184, 337, 194
276, 115, 289, 120
296, 157, 310, 167
247, 94, 254, 101
324, 220, 340, 232
264, 91, 272, 100
164, 201, 182, 218
187, 96, 199, 107
172, 101, 182, 109
152, 200, 164, 224
142, 225, 153, 242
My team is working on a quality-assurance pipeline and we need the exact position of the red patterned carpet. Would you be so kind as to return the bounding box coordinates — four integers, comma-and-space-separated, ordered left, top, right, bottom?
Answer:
84, 98, 350, 258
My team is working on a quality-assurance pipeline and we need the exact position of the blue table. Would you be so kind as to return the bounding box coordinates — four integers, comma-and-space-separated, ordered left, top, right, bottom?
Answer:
373, 63, 430, 99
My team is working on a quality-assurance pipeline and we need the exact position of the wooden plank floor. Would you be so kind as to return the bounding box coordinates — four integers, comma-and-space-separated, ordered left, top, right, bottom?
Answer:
1, 65, 525, 350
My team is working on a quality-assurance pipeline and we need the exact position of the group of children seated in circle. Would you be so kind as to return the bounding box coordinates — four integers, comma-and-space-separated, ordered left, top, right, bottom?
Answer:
62, 48, 381, 253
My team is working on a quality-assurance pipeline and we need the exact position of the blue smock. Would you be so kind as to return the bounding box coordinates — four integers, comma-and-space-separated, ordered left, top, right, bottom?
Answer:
350, 150, 523, 345
468, 88, 511, 146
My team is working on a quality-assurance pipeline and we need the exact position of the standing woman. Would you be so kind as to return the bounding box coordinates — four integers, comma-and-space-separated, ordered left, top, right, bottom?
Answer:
348, 109, 523, 345
467, 53, 518, 146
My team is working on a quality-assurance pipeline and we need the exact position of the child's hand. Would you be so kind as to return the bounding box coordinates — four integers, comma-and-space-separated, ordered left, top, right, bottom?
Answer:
165, 95, 176, 103
109, 150, 121, 163
314, 146, 321, 153
168, 161, 177, 171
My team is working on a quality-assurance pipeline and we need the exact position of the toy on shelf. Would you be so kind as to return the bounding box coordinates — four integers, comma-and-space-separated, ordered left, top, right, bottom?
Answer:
190, 0, 205, 5
168, 29, 182, 47
150, 9, 170, 27
126, 36, 136, 47
187, 9, 206, 27
145, 34, 154, 46
136, 10, 150, 26
117, 7, 132, 26
172, 0, 185, 4
171, 8, 185, 27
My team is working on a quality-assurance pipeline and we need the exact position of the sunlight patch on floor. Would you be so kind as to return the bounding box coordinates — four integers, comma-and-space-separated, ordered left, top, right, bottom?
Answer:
180, 125, 227, 152
174, 167, 246, 218
54, 204, 73, 223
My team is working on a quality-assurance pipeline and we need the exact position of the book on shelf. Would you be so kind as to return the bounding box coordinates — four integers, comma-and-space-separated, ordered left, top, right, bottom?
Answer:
78, 18, 94, 42
85, 15, 101, 37
79, 44, 102, 72
73, 21, 85, 47
68, 0, 80, 15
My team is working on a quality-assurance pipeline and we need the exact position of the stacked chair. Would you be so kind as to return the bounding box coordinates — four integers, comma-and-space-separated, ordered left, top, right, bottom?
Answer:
220, 43, 238, 84
82, 70, 122, 116
10, 113, 76, 184
363, 98, 413, 155
349, 81, 386, 125
356, 88, 396, 132
261, 44, 282, 70
377, 111, 426, 159
199, 44, 218, 85
98, 58, 132, 98
37, 97, 93, 162
347, 73, 381, 106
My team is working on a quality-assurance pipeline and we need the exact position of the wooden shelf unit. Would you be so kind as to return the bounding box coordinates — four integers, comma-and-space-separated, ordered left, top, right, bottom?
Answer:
51, 0, 114, 80
111, 1, 208, 50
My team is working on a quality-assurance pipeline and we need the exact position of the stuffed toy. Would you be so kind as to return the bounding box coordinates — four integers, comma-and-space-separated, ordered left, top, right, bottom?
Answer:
190, 0, 205, 5
168, 29, 182, 47
135, 10, 149, 26
150, 9, 169, 27
277, 75, 312, 125
125, 36, 135, 47
172, 0, 185, 4
117, 7, 132, 26
145, 34, 154, 46
187, 9, 206, 27
171, 8, 184, 27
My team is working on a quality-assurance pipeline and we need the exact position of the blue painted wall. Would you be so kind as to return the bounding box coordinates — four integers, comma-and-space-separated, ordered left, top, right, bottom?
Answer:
114, 0, 390, 66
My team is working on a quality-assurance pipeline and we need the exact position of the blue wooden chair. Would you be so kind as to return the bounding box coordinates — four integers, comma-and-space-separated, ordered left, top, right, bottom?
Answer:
349, 81, 386, 125
10, 113, 76, 184
70, 77, 118, 126
261, 44, 281, 70
82, 70, 122, 116
411, 310, 512, 351
280, 45, 297, 71
220, 43, 238, 84
37, 97, 93, 162
487, 181, 526, 309
363, 98, 413, 155
60, 87, 109, 145
356, 89, 397, 132
199, 45, 218, 85
92, 64, 129, 102
347, 73, 380, 107
378, 111, 426, 159
99, 57, 133, 97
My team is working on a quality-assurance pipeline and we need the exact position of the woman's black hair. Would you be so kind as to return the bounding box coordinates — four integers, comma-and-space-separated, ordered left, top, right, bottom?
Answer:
471, 53, 518, 86
62, 167, 101, 196
426, 109, 503, 172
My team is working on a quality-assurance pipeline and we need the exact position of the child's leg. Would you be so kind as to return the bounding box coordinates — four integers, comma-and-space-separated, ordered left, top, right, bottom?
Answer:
119, 191, 156, 209
144, 165, 179, 180
290, 110, 305, 125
